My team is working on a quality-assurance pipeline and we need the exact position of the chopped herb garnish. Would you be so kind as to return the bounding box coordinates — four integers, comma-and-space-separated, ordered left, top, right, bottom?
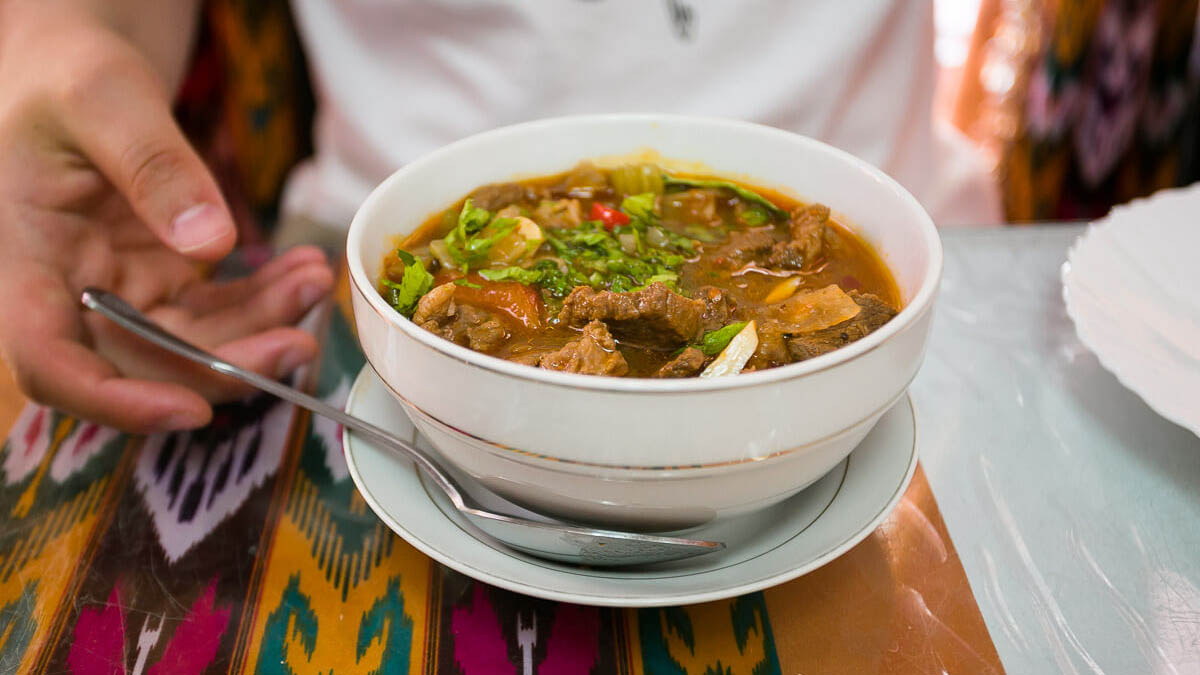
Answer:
479, 266, 541, 284
440, 200, 522, 272
382, 251, 435, 318
535, 221, 685, 296
620, 192, 657, 221
431, 190, 699, 302
453, 278, 482, 289
480, 260, 580, 297
461, 217, 517, 260
658, 228, 698, 255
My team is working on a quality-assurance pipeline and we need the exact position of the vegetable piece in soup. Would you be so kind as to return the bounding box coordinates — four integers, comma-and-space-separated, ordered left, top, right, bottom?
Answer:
378, 161, 900, 378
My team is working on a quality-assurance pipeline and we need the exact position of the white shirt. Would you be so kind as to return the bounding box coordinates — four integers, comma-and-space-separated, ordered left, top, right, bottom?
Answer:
284, 0, 1000, 226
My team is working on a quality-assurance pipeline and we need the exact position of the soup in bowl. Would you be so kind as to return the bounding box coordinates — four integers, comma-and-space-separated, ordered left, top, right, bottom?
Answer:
347, 115, 941, 530
377, 162, 900, 379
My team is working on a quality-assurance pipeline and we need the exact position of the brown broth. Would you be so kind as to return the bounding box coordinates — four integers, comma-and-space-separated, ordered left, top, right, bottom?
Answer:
382, 167, 901, 377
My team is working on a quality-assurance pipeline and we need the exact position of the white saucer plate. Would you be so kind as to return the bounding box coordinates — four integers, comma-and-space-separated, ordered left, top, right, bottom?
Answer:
343, 367, 918, 607
1063, 185, 1200, 438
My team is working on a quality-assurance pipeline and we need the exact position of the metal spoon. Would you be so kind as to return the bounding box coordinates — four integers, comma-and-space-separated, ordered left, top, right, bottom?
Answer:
81, 288, 724, 566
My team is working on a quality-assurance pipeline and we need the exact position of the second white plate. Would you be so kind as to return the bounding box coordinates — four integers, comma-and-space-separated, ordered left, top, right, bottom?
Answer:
343, 367, 917, 607
1063, 185, 1200, 439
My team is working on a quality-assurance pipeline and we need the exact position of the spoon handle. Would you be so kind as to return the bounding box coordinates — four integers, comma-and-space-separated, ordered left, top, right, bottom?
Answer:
80, 287, 469, 510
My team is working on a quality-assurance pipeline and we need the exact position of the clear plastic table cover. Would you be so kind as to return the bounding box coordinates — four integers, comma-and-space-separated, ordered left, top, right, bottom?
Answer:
913, 226, 1200, 674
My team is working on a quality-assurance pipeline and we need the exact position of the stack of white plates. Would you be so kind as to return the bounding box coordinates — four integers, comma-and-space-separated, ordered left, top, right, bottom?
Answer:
1063, 185, 1200, 438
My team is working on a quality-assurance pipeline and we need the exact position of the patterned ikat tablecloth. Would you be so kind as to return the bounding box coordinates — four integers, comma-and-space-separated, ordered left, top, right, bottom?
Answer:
0, 271, 1004, 674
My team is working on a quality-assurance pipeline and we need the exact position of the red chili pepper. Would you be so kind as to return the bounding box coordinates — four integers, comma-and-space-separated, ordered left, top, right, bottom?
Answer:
590, 202, 630, 230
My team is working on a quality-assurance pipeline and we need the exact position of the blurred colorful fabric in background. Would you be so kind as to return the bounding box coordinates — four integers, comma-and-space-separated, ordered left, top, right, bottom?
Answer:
175, 0, 313, 246
173, 0, 1200, 227
967, 0, 1200, 221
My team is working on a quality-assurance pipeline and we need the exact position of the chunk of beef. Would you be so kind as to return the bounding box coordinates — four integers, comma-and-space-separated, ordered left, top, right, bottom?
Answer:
764, 240, 806, 269
652, 347, 707, 378
532, 199, 583, 229
468, 183, 533, 211
411, 283, 455, 325
459, 313, 508, 352
765, 204, 830, 270
749, 328, 790, 369
715, 228, 776, 268
549, 161, 611, 199
661, 189, 723, 228
790, 203, 830, 238
786, 292, 897, 361
412, 283, 510, 353
558, 282, 704, 347
695, 285, 734, 333
538, 321, 628, 376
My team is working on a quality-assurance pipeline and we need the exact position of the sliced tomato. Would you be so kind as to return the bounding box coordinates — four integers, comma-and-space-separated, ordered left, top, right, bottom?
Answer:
589, 202, 631, 230
451, 275, 545, 329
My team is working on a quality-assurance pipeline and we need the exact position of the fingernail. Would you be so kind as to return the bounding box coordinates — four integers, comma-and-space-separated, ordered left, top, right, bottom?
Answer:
171, 203, 230, 252
277, 346, 313, 378
298, 283, 327, 308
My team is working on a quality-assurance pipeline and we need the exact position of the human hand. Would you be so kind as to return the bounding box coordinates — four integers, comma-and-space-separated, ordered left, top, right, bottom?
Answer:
0, 3, 333, 432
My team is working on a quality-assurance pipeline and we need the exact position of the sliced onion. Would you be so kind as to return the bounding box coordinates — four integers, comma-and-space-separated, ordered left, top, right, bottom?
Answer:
774, 285, 860, 332
429, 239, 456, 269
488, 217, 545, 264
618, 233, 637, 255
700, 321, 759, 378
646, 226, 669, 248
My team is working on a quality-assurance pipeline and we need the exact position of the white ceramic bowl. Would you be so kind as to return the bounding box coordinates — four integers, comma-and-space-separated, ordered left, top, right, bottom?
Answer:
347, 114, 941, 530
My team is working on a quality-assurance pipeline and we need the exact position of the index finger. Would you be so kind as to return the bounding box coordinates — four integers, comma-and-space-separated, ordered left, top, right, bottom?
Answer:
0, 268, 211, 433
6, 337, 212, 433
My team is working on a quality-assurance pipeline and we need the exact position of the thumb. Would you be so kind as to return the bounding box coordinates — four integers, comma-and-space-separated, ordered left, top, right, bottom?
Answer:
58, 51, 236, 260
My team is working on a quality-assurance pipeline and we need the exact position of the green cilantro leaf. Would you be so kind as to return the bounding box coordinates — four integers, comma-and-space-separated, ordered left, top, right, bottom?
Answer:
482, 214, 690, 298
478, 266, 543, 285
457, 199, 491, 234
480, 260, 580, 297
620, 192, 657, 221
394, 249, 416, 266
382, 253, 435, 318
462, 218, 517, 259
439, 201, 527, 273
